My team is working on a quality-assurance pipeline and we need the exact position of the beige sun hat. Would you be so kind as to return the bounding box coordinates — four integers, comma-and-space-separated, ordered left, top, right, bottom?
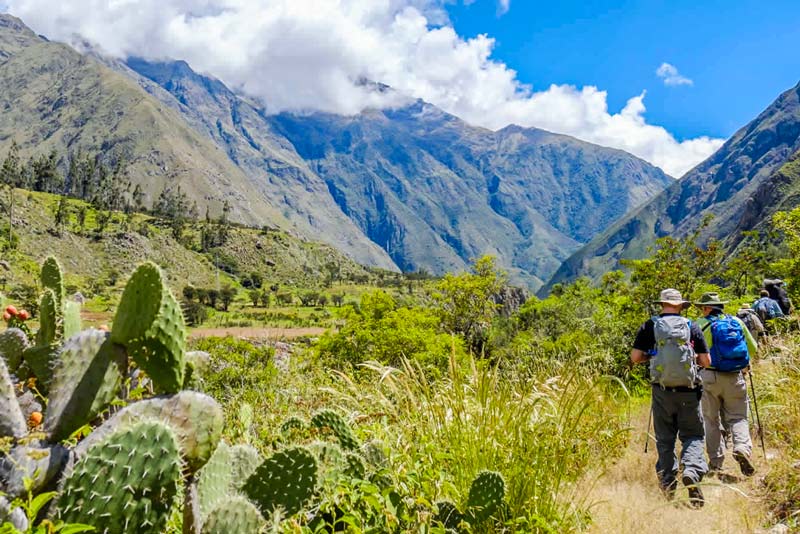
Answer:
654, 288, 690, 307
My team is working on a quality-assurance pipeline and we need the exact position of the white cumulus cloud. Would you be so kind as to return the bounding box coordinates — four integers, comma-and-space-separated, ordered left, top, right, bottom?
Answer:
5, 0, 722, 177
656, 62, 694, 87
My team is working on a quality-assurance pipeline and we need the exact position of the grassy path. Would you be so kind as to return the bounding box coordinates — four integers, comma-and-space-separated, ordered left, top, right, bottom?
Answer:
586, 401, 774, 533
189, 326, 327, 339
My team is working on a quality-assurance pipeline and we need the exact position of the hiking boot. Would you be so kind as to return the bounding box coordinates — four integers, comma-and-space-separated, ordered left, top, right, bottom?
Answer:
659, 479, 677, 500
734, 451, 756, 476
682, 476, 704, 509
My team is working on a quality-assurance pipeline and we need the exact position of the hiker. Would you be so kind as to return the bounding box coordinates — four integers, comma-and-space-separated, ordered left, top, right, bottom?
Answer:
631, 288, 710, 507
752, 289, 784, 324
694, 292, 757, 478
737, 306, 765, 341
764, 279, 792, 315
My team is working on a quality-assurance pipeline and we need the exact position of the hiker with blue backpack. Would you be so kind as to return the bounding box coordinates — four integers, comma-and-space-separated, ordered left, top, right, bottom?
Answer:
752, 289, 784, 324
631, 288, 710, 507
694, 292, 757, 478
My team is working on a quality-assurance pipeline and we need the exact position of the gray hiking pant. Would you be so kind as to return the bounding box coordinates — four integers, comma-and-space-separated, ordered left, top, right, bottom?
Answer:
651, 385, 708, 488
700, 369, 752, 469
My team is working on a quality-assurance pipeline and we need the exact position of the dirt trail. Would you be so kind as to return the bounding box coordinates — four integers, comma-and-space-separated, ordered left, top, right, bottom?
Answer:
188, 326, 327, 339
586, 405, 775, 534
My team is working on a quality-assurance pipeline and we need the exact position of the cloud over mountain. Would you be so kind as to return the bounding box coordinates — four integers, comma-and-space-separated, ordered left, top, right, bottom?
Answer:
4, 0, 723, 177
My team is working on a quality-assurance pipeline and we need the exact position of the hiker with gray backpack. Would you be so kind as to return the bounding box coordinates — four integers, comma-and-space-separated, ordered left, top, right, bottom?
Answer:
631, 288, 710, 508
694, 292, 758, 478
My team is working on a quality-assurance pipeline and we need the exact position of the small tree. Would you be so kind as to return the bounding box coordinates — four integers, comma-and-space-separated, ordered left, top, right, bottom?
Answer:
317, 294, 328, 307
207, 288, 219, 309
332, 293, 345, 307
249, 289, 262, 307
259, 291, 271, 308
220, 285, 236, 311
432, 256, 505, 354
52, 195, 70, 236
182, 285, 196, 302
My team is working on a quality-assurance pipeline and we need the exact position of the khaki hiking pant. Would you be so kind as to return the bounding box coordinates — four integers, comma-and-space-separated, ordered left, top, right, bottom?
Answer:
700, 369, 752, 470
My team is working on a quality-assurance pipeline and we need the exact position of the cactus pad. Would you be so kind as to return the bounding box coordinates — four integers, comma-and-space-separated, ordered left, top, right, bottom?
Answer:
0, 327, 30, 372
44, 330, 125, 442
21, 344, 58, 389
74, 391, 223, 472
111, 262, 186, 393
343, 452, 367, 480
0, 444, 69, 498
36, 288, 59, 347
229, 444, 261, 489
0, 357, 25, 439
63, 301, 82, 339
0, 497, 28, 532
202, 496, 265, 534
310, 409, 359, 450
40, 256, 65, 310
196, 442, 234, 517
243, 446, 318, 518
465, 471, 505, 524
434, 500, 464, 531
58, 421, 182, 534
280, 416, 308, 441
361, 439, 388, 469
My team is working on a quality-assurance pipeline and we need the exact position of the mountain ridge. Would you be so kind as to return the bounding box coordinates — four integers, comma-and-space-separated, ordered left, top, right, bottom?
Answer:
544, 80, 800, 293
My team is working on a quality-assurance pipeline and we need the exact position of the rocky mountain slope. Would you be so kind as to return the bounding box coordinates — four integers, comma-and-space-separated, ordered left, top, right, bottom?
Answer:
544, 81, 800, 292
0, 13, 673, 288
124, 58, 671, 288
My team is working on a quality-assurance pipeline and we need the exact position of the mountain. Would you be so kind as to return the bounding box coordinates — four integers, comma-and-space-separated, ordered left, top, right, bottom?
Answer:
0, 14, 282, 227
123, 59, 671, 288
544, 81, 800, 292
0, 14, 673, 288
0, 14, 395, 271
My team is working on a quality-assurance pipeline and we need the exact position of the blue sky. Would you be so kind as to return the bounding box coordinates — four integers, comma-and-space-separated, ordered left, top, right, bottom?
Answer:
446, 0, 800, 140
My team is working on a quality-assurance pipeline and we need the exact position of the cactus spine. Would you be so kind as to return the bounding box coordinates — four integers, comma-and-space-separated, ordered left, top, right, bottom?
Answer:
465, 471, 506, 524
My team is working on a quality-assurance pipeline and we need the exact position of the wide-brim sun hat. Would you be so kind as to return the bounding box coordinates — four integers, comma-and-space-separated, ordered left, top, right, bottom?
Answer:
653, 288, 690, 307
693, 292, 729, 307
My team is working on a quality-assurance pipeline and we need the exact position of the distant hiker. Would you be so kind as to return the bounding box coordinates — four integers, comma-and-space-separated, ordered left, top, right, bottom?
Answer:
694, 292, 757, 478
752, 289, 784, 324
737, 307, 765, 341
764, 279, 792, 315
631, 288, 710, 507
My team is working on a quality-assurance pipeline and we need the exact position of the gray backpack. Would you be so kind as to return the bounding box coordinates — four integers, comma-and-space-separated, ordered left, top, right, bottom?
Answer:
650, 316, 698, 388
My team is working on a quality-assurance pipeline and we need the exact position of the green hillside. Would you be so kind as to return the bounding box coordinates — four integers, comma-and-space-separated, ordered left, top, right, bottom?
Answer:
0, 189, 374, 298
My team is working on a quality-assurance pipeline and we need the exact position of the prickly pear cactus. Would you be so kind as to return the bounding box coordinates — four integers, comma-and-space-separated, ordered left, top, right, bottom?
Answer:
44, 330, 125, 442
40, 256, 65, 311
0, 444, 69, 498
111, 262, 186, 393
63, 300, 82, 339
343, 452, 367, 480
36, 288, 58, 347
361, 439, 388, 469
465, 471, 505, 524
0, 357, 26, 438
0, 497, 28, 532
229, 444, 261, 489
202, 496, 265, 534
196, 442, 234, 518
280, 416, 308, 441
58, 420, 182, 534
434, 500, 464, 531
310, 409, 359, 450
74, 391, 223, 472
0, 327, 30, 372
20, 344, 58, 389
243, 446, 318, 518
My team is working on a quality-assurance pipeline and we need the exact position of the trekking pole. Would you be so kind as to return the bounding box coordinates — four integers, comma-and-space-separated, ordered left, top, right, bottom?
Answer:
644, 404, 653, 453
748, 370, 768, 460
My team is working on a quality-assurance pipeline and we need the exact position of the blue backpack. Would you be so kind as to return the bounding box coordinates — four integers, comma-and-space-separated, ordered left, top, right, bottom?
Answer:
703, 315, 750, 372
